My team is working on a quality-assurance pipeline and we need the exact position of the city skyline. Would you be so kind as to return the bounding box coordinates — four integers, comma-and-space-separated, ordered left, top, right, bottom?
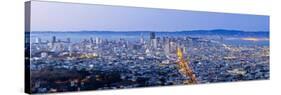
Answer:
25, 1, 270, 93
27, 31, 270, 93
30, 1, 269, 32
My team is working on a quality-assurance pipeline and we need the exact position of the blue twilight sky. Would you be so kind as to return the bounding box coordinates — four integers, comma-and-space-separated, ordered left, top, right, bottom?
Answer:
30, 1, 269, 32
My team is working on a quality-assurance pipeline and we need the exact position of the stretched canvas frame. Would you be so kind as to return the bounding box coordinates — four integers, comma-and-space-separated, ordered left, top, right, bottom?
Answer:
25, 1, 270, 94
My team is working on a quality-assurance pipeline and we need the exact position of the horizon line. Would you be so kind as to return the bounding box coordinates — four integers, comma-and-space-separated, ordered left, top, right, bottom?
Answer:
28, 29, 269, 32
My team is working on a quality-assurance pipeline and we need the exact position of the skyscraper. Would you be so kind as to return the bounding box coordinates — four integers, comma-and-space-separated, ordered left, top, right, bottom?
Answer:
164, 37, 170, 55
150, 32, 155, 40
140, 33, 144, 44
52, 36, 56, 44
90, 37, 94, 44
152, 39, 157, 49
150, 32, 157, 49
95, 37, 100, 44
67, 38, 71, 43
35, 37, 41, 44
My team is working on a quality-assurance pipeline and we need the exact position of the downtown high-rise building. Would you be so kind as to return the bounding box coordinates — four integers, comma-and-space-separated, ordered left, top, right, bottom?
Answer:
150, 32, 155, 39
164, 37, 170, 55
52, 36, 56, 44
67, 38, 71, 43
35, 37, 41, 44
150, 32, 157, 49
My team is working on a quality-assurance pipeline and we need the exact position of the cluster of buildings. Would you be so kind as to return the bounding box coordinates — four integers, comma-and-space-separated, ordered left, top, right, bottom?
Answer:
28, 32, 269, 93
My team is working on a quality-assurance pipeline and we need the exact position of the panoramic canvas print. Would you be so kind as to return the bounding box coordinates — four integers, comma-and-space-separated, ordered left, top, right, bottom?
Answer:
25, 1, 270, 94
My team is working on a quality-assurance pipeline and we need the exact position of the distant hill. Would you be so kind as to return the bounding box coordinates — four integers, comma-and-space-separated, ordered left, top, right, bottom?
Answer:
30, 29, 269, 37
179, 29, 268, 36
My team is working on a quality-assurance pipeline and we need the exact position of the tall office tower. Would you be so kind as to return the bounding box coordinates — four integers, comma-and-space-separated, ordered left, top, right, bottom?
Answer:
170, 41, 177, 53
67, 38, 71, 43
52, 36, 56, 44
50, 36, 57, 49
150, 32, 156, 49
95, 37, 100, 44
152, 39, 157, 49
156, 37, 161, 47
68, 45, 73, 56
35, 37, 41, 44
90, 37, 94, 44
220, 36, 224, 43
164, 38, 170, 55
182, 46, 187, 55
150, 32, 155, 39
140, 34, 144, 44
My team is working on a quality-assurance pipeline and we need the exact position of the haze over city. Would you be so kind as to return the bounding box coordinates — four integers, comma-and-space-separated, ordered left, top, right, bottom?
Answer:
30, 1, 269, 32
